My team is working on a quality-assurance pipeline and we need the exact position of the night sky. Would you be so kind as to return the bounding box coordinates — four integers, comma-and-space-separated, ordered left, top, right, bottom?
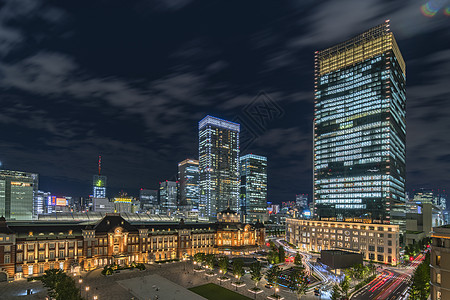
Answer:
0, 0, 449, 202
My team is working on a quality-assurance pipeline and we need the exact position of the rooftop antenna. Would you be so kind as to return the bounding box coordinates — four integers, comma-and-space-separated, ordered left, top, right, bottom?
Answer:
98, 155, 102, 176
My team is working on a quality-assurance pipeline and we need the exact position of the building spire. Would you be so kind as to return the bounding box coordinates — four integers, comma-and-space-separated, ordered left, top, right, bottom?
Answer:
98, 155, 102, 176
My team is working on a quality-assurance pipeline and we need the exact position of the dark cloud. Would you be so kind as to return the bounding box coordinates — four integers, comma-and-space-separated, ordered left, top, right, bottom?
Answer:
0, 0, 449, 202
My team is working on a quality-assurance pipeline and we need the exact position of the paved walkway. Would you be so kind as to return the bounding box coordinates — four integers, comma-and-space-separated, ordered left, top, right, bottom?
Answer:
118, 274, 206, 300
0, 262, 328, 300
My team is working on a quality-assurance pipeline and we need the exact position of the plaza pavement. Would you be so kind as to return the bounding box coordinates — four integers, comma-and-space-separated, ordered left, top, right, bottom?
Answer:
0, 261, 327, 299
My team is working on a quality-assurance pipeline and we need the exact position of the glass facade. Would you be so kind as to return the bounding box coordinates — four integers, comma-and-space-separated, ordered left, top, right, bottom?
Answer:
178, 159, 199, 209
159, 181, 177, 214
0, 170, 37, 220
139, 189, 158, 211
313, 21, 406, 226
199, 115, 240, 220
240, 154, 267, 223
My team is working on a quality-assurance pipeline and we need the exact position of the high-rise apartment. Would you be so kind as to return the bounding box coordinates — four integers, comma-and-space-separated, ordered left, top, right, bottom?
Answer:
0, 170, 38, 220
313, 21, 406, 226
178, 159, 199, 209
199, 115, 240, 220
240, 154, 267, 223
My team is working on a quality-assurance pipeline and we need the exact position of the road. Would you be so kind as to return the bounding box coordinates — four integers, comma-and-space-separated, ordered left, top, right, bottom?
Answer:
352, 253, 425, 300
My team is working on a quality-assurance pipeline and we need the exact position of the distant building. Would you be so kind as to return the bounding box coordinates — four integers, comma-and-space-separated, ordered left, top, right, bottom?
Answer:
159, 181, 177, 214
93, 175, 107, 198
295, 194, 308, 210
34, 190, 49, 217
240, 154, 268, 223
139, 189, 158, 211
0, 170, 38, 220
114, 196, 132, 214
45, 196, 71, 214
268, 204, 280, 215
199, 115, 240, 220
178, 159, 199, 209
93, 198, 114, 213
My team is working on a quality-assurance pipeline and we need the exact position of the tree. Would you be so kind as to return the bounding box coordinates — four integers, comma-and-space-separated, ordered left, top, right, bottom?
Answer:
339, 275, 351, 299
268, 249, 280, 264
232, 259, 245, 281
193, 252, 205, 264
266, 265, 281, 286
409, 253, 430, 300
250, 261, 263, 288
205, 254, 215, 270
331, 284, 341, 300
287, 268, 308, 300
367, 262, 376, 276
218, 256, 229, 276
278, 245, 286, 263
40, 269, 83, 300
294, 253, 303, 267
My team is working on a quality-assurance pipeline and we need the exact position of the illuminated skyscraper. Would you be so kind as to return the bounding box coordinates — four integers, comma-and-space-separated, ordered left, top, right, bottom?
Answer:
0, 170, 38, 220
199, 115, 240, 220
159, 181, 178, 214
178, 159, 199, 209
313, 21, 406, 226
240, 154, 267, 223
93, 156, 106, 198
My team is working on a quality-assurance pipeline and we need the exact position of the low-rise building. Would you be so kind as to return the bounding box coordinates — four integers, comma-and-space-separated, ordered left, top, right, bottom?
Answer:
0, 210, 264, 281
430, 225, 450, 300
286, 218, 400, 265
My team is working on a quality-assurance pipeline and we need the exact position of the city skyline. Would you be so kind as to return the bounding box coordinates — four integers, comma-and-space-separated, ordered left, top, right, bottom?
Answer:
0, 1, 449, 203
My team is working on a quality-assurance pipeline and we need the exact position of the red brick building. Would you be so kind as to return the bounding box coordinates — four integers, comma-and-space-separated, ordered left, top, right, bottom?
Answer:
0, 213, 264, 281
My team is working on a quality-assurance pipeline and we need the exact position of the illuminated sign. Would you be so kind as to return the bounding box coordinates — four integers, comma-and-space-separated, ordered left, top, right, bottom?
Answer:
56, 197, 67, 206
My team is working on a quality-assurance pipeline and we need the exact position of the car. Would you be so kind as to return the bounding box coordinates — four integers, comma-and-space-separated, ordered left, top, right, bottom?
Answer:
265, 283, 273, 289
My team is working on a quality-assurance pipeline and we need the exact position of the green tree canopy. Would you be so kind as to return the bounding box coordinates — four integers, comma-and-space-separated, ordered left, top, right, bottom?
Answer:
250, 261, 263, 287
287, 268, 308, 300
218, 256, 229, 275
409, 253, 430, 300
266, 265, 281, 285
40, 269, 82, 300
294, 253, 303, 267
232, 259, 245, 280
278, 245, 286, 263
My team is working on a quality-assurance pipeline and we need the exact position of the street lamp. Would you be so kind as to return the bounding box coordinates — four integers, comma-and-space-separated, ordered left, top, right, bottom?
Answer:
78, 279, 83, 297
235, 275, 238, 291
93, 296, 98, 300
275, 287, 279, 297
219, 270, 222, 285
85, 286, 90, 300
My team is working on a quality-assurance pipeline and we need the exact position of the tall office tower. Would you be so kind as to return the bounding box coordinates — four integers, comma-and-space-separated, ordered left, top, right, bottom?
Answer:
0, 170, 38, 220
139, 189, 159, 211
240, 154, 268, 223
178, 159, 199, 209
93, 156, 106, 198
159, 181, 178, 214
198, 115, 240, 220
313, 21, 406, 226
